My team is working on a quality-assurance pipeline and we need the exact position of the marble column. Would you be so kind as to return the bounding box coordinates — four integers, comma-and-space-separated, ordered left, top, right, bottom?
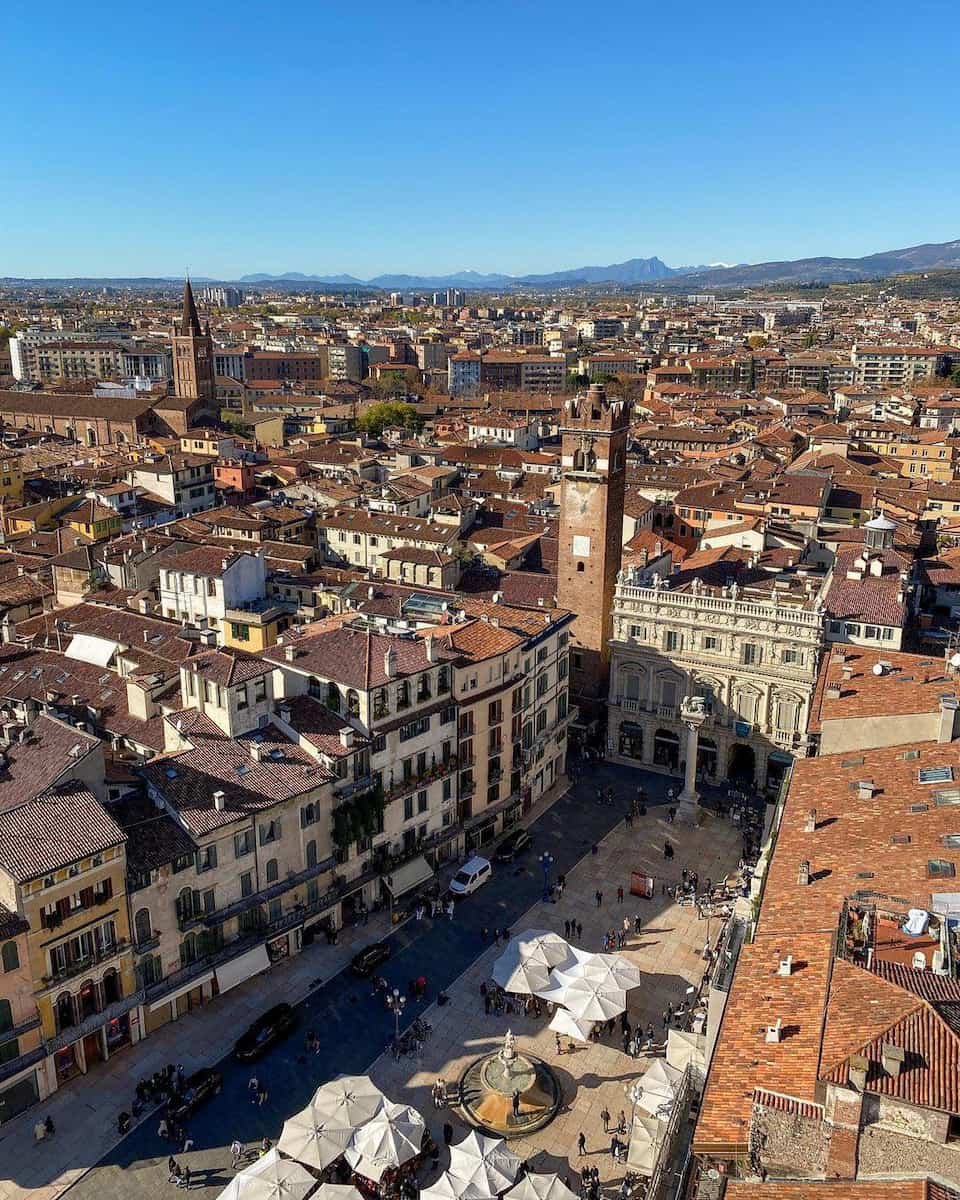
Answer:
677, 696, 707, 821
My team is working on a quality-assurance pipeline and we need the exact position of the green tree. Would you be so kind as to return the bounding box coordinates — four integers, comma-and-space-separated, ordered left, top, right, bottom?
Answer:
356, 400, 422, 438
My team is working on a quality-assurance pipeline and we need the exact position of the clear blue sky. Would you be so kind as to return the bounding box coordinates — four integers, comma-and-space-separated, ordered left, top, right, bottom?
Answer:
6, 0, 959, 279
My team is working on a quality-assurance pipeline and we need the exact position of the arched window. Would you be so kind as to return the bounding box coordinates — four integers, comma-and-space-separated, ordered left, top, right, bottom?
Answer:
266, 858, 279, 883
134, 908, 152, 945
308, 675, 323, 700
326, 681, 341, 713
576, 562, 585, 572
1, 940, 19, 973
176, 887, 194, 922
180, 934, 197, 966
0, 998, 11, 1034
306, 840, 317, 869
346, 689, 360, 716
102, 968, 121, 1005
56, 992, 75, 1032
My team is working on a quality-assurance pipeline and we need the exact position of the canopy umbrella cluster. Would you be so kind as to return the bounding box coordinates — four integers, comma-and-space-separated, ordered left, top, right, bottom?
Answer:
219, 1149, 315, 1200
629, 1058, 684, 1120
506, 1174, 579, 1200
448, 1131, 522, 1195
343, 1100, 425, 1183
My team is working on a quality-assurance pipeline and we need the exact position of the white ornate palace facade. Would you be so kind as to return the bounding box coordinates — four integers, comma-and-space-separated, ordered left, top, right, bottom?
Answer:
607, 567, 828, 792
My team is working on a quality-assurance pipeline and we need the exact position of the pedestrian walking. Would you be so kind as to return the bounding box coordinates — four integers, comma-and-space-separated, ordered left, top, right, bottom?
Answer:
564, 919, 571, 937
158, 1118, 169, 1139
600, 1105, 611, 1132
609, 1136, 619, 1162
230, 1140, 243, 1168
257, 1085, 268, 1107
662, 1008, 669, 1029
576, 920, 583, 940
555, 1032, 563, 1055
595, 889, 602, 908
646, 1022, 654, 1045
248, 1075, 258, 1101
181, 1167, 191, 1190
618, 1109, 627, 1134
577, 1132, 586, 1157
668, 806, 677, 824
484, 992, 492, 1015
512, 1089, 521, 1119
443, 1122, 454, 1147
446, 900, 455, 920
261, 1137, 271, 1155
617, 886, 624, 904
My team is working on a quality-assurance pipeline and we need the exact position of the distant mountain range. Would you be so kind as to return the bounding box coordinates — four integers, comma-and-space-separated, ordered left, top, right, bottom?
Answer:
4, 238, 960, 292
237, 239, 960, 290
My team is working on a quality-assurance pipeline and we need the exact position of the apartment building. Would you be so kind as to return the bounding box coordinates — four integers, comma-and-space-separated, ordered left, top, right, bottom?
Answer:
128, 454, 216, 518
120, 345, 172, 381
851, 343, 955, 386
158, 547, 267, 638
326, 344, 364, 382
448, 352, 566, 396
608, 559, 826, 791
12, 340, 124, 384
316, 509, 460, 573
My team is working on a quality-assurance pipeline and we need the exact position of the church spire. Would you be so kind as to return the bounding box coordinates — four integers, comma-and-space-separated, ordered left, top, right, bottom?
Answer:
181, 276, 202, 336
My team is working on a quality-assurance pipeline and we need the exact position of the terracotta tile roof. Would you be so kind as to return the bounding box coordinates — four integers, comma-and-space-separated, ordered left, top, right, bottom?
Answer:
187, 647, 272, 686
725, 1184, 929, 1199
16, 601, 197, 666
277, 695, 369, 759
809, 648, 954, 732
0, 781, 125, 882
0, 714, 100, 813
263, 623, 459, 689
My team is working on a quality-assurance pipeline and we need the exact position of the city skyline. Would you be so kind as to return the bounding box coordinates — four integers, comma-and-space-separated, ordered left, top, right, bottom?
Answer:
6, 0, 960, 278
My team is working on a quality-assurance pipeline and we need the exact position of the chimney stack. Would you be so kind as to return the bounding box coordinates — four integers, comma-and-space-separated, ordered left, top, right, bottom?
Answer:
250, 742, 265, 762
765, 1018, 783, 1044
938, 695, 959, 743
284, 644, 296, 662
425, 637, 436, 663
213, 790, 226, 811
798, 860, 810, 886
848, 1053, 869, 1090
804, 808, 817, 833
339, 728, 355, 750
857, 779, 876, 801
279, 704, 291, 723
881, 1043, 904, 1078
826, 683, 842, 700
778, 954, 794, 976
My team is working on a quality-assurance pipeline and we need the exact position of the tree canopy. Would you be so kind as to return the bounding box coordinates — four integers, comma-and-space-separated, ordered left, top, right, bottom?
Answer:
355, 400, 423, 438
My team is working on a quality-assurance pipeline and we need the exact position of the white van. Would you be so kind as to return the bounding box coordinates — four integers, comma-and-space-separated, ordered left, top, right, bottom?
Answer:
449, 855, 492, 897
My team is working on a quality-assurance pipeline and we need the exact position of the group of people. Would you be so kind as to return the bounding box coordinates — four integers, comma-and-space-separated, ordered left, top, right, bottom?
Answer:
480, 980, 543, 1017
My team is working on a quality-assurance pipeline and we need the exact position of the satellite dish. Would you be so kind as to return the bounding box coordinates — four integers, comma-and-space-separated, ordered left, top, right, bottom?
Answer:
951, 652, 960, 669
873, 663, 885, 676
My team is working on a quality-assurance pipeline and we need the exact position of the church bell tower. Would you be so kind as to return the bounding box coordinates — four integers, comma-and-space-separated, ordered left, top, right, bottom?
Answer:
171, 278, 215, 403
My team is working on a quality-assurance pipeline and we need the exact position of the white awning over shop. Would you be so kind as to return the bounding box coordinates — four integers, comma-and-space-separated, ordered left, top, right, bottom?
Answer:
382, 855, 433, 897
215, 944, 271, 994
149, 971, 214, 1012
65, 633, 118, 667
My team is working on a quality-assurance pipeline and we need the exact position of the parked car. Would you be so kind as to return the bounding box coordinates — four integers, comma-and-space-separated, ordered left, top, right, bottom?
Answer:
168, 1068, 222, 1122
351, 940, 392, 976
496, 829, 531, 862
234, 1003, 297, 1061
449, 855, 493, 897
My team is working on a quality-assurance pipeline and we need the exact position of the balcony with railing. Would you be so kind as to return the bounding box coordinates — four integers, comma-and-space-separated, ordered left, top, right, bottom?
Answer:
384, 756, 458, 802
39, 939, 128, 992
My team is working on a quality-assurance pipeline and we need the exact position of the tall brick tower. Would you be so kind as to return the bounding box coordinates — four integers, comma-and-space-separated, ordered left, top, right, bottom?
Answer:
171, 278, 215, 402
557, 382, 630, 722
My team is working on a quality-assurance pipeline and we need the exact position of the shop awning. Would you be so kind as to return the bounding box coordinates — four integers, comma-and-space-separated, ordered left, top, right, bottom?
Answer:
768, 751, 794, 764
148, 971, 214, 1012
215, 944, 271, 994
383, 855, 433, 897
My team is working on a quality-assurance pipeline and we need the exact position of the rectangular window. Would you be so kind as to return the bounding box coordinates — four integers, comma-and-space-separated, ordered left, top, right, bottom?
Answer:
403, 795, 414, 821
704, 635, 719, 651
234, 830, 253, 858
196, 845, 217, 873
417, 790, 427, 814
665, 631, 681, 652
240, 872, 253, 898
742, 643, 760, 665
254, 677, 267, 702
230, 623, 250, 642
259, 820, 281, 845
237, 683, 248, 710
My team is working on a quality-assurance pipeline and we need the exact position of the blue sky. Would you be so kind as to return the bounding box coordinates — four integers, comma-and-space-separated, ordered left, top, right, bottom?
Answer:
6, 0, 960, 279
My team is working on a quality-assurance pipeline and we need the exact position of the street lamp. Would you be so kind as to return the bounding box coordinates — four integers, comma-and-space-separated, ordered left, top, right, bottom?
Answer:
386, 986, 406, 1041
539, 852, 554, 902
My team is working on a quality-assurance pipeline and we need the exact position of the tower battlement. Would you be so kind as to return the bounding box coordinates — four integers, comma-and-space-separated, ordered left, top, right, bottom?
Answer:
560, 383, 630, 433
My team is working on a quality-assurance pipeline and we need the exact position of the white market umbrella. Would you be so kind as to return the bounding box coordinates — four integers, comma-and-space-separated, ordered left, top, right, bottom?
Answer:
278, 1100, 354, 1170
549, 1008, 594, 1043
313, 1075, 385, 1126
515, 930, 574, 968
421, 1171, 495, 1200
345, 1101, 424, 1181
449, 1131, 522, 1195
626, 1116, 666, 1175
492, 948, 552, 994
506, 1173, 579, 1200
567, 952, 643, 990
537, 971, 626, 1021
315, 1189, 364, 1200
219, 1149, 315, 1200
666, 1028, 706, 1073
631, 1059, 684, 1119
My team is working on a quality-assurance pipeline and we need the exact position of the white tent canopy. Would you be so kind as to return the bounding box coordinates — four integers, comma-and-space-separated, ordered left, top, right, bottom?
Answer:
492, 950, 552, 995
666, 1028, 706, 1073
566, 951, 642, 990
627, 1115, 666, 1175
449, 1132, 522, 1195
315, 1188, 364, 1200
549, 1008, 594, 1043
537, 971, 626, 1021
631, 1058, 684, 1119
278, 1099, 354, 1170
345, 1101, 425, 1182
514, 930, 574, 969
506, 1173, 579, 1200
420, 1171, 495, 1200
217, 1149, 315, 1200
312, 1076, 385, 1127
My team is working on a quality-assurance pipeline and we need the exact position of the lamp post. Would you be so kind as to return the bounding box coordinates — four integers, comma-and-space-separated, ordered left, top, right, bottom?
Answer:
539, 852, 554, 902
386, 986, 406, 1041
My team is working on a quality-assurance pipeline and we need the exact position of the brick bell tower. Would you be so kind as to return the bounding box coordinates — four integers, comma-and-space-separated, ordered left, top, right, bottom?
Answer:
171, 278, 215, 403
557, 382, 630, 723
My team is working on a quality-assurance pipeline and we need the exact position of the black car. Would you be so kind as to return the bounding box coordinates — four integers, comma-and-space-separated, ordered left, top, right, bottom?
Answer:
496, 828, 531, 862
168, 1068, 222, 1122
234, 1003, 297, 1061
351, 940, 391, 976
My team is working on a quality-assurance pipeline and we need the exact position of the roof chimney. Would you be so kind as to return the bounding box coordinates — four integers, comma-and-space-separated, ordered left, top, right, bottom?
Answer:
804, 808, 817, 833
284, 644, 297, 662
826, 683, 842, 700
384, 647, 398, 677
798, 859, 810, 886
938, 695, 959, 743
213, 790, 226, 811
492, 591, 502, 604
881, 1043, 904, 1078
339, 727, 355, 750
848, 1053, 869, 1091
842, 665, 854, 681
777, 954, 794, 977
425, 637, 436, 663
250, 742, 265, 762
765, 1018, 783, 1044
279, 704, 291, 723
857, 779, 876, 801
